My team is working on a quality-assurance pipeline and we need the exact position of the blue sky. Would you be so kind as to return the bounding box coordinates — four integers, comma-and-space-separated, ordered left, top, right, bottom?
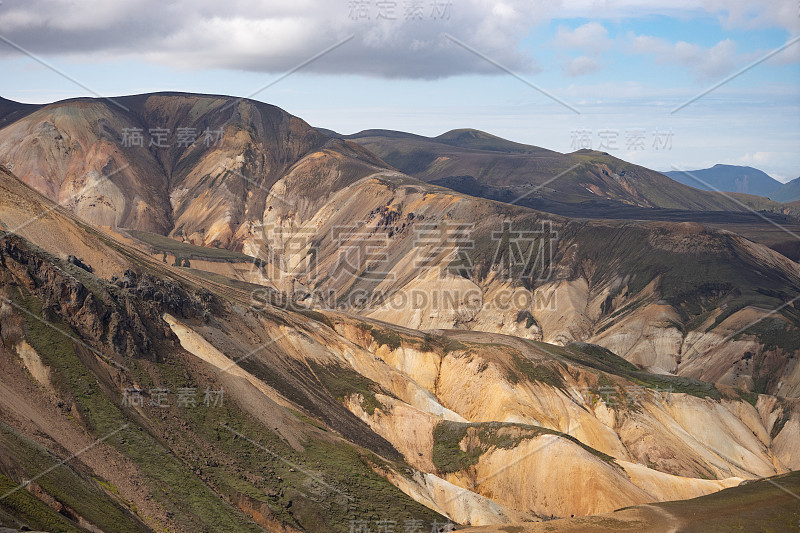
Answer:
1, 0, 798, 181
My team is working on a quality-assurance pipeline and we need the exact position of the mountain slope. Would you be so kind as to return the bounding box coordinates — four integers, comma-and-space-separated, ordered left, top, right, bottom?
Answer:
0, 197, 797, 528
432, 128, 559, 154
663, 164, 783, 197
329, 127, 800, 263
464, 470, 800, 532
0, 93, 388, 243
0, 170, 453, 531
773, 177, 800, 203
244, 168, 800, 397
337, 128, 760, 215
1, 102, 799, 530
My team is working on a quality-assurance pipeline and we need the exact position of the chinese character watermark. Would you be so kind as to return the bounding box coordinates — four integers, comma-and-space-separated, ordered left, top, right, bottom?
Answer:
570, 128, 674, 152
120, 127, 224, 149
348, 518, 454, 533
491, 220, 558, 283
348, 0, 452, 21
121, 387, 224, 409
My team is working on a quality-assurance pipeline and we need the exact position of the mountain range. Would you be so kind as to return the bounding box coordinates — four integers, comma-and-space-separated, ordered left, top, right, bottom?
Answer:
327, 128, 800, 265
332, 128, 754, 214
0, 93, 798, 532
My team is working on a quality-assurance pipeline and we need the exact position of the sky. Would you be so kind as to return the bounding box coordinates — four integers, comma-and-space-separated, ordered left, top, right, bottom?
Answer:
0, 0, 798, 181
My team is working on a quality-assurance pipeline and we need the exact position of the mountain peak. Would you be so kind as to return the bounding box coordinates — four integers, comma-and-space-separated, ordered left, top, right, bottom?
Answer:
711, 163, 758, 171
433, 128, 553, 154
437, 128, 495, 139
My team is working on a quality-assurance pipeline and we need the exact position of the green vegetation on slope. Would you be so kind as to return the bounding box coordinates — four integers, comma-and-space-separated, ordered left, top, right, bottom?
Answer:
0, 423, 147, 533
12, 289, 267, 532
0, 471, 83, 533
562, 342, 723, 400
8, 273, 442, 532
432, 421, 614, 475
309, 361, 387, 416
506, 351, 566, 389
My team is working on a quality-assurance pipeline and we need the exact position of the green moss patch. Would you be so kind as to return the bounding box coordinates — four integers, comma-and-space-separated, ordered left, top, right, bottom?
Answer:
432, 421, 614, 474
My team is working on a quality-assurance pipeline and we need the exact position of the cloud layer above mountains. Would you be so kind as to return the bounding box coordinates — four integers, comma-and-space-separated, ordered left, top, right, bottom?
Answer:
0, 0, 797, 79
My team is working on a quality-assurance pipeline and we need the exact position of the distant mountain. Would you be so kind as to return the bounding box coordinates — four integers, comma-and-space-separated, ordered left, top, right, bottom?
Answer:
662, 164, 783, 197
341, 128, 759, 216
772, 176, 800, 203
324, 129, 800, 263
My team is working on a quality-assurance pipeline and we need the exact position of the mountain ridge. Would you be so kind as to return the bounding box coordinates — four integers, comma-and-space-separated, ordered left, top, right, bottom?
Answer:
336, 128, 780, 214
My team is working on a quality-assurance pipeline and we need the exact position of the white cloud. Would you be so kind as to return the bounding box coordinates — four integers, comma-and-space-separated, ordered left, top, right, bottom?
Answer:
553, 22, 611, 77
559, 0, 800, 33
739, 151, 777, 165
626, 33, 753, 81
705, 0, 800, 32
554, 22, 612, 52
0, 0, 796, 80
564, 56, 600, 76
766, 37, 800, 66
0, 0, 555, 79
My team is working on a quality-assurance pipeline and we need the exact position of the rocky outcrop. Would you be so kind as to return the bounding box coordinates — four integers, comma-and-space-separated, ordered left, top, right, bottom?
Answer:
0, 235, 216, 361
